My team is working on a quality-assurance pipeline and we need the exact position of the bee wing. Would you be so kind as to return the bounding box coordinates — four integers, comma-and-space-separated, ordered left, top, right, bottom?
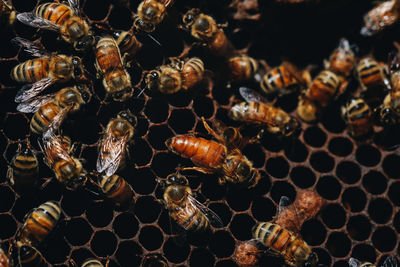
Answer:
168, 213, 188, 247
67, 0, 80, 15
239, 86, 267, 103
16, 93, 56, 113
276, 195, 303, 233
96, 133, 129, 176
383, 256, 399, 267
278, 195, 292, 215
16, 12, 60, 32
187, 195, 223, 228
47, 106, 71, 132
14, 77, 55, 103
348, 258, 363, 267
11, 37, 50, 58
42, 127, 72, 165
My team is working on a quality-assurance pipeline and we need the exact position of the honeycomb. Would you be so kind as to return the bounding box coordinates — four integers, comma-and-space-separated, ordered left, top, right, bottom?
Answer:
0, 0, 399, 266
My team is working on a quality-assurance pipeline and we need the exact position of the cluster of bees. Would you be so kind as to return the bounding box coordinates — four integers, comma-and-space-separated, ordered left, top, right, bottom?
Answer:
0, 0, 400, 266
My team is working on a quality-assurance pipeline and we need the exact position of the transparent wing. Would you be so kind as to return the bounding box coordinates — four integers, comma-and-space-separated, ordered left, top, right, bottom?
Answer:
348, 258, 363, 267
278, 196, 292, 216
17, 12, 60, 31
16, 93, 55, 113
47, 106, 71, 132
275, 195, 303, 233
96, 133, 129, 176
42, 127, 72, 166
383, 256, 399, 267
14, 78, 56, 103
11, 37, 50, 58
67, 0, 80, 15
188, 195, 223, 228
168, 212, 187, 247
239, 86, 267, 103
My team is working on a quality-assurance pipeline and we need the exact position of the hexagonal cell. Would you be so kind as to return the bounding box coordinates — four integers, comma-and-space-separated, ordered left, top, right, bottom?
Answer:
0, 186, 15, 212
0, 214, 17, 239
42, 231, 71, 264
86, 201, 114, 228
144, 96, 170, 123
113, 212, 139, 239
208, 202, 232, 227
251, 197, 276, 222
270, 181, 296, 204
209, 230, 235, 258
190, 247, 216, 267
351, 244, 377, 264
116, 241, 143, 266
265, 156, 289, 178
163, 237, 190, 264
372, 226, 397, 252
383, 154, 400, 179
362, 171, 387, 195
368, 198, 393, 224
328, 137, 353, 157
226, 186, 253, 212
139, 225, 164, 251
320, 204, 346, 229
326, 232, 351, 258
336, 161, 361, 184
64, 217, 93, 246
131, 139, 153, 166
394, 211, 400, 233
316, 176, 342, 200
229, 213, 255, 241
314, 248, 331, 267
303, 126, 327, 148
284, 139, 309, 163
341, 187, 367, 212
61, 190, 91, 217
70, 248, 95, 266
91, 230, 118, 257
346, 215, 372, 241
147, 125, 174, 150
168, 109, 196, 134
151, 152, 181, 177
300, 219, 327, 246
290, 166, 316, 188
3, 113, 29, 140
310, 151, 335, 173
134, 196, 162, 223
355, 144, 381, 166
388, 182, 400, 206
130, 167, 157, 195
242, 143, 266, 168
193, 97, 215, 118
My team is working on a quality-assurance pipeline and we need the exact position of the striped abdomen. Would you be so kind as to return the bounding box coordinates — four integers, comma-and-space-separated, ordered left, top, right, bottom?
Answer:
181, 57, 204, 89
166, 136, 226, 169
82, 259, 103, 267
18, 245, 47, 267
228, 55, 258, 82
342, 98, 372, 138
328, 48, 355, 77
34, 3, 73, 26
8, 149, 39, 189
11, 59, 49, 83
170, 200, 209, 231
229, 101, 288, 127
261, 65, 299, 94
357, 58, 386, 89
115, 31, 142, 57
208, 29, 235, 58
30, 102, 62, 135
96, 37, 123, 74
17, 201, 61, 247
99, 174, 134, 208
307, 70, 340, 107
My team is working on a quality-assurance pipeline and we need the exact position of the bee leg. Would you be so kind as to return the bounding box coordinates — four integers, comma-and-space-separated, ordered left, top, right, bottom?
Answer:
217, 177, 226, 185
201, 117, 225, 143
69, 258, 78, 267
181, 166, 214, 174
217, 22, 228, 28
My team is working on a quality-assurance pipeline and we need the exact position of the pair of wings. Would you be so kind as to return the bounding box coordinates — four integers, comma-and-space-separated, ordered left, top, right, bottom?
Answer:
11, 37, 59, 103
349, 256, 398, 267
96, 132, 130, 177
42, 127, 74, 167
17, 0, 80, 32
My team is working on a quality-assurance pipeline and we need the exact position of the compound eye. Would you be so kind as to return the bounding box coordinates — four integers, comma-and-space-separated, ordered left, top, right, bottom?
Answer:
184, 14, 194, 24
81, 92, 90, 102
150, 71, 159, 79
168, 175, 177, 183
238, 162, 250, 177
72, 57, 80, 65
74, 68, 82, 77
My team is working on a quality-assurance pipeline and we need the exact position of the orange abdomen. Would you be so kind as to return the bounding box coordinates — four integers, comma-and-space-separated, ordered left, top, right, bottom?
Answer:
167, 136, 226, 168
11, 59, 49, 83
96, 38, 123, 74
30, 102, 61, 135
209, 29, 234, 58
35, 3, 73, 25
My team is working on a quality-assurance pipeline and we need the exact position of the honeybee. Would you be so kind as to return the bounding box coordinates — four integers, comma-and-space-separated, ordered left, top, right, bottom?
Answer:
297, 70, 347, 122
158, 172, 222, 232
7, 143, 39, 193
341, 98, 373, 138
227, 55, 259, 82
376, 52, 400, 125
165, 118, 259, 186
356, 57, 390, 91
82, 259, 105, 267
95, 36, 133, 102
97, 110, 137, 177
229, 87, 301, 138
98, 174, 135, 208
0, 0, 15, 25
360, 0, 400, 37
234, 240, 261, 267
112, 30, 142, 65
142, 253, 168, 267
324, 38, 356, 78
16, 85, 91, 135
42, 128, 87, 190
260, 61, 310, 96
182, 8, 235, 58
16, 201, 61, 248
10, 37, 85, 103
18, 245, 47, 267
133, 0, 174, 33
146, 57, 204, 94
16, 0, 94, 50
349, 256, 398, 267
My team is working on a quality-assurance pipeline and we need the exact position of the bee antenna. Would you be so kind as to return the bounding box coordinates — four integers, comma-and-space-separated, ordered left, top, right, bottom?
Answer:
137, 86, 147, 97
146, 33, 162, 47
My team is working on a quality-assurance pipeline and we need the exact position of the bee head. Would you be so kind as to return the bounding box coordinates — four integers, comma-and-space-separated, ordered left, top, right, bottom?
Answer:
133, 16, 155, 33
76, 84, 91, 103
118, 110, 137, 127
182, 8, 200, 28
146, 70, 161, 91
74, 35, 95, 51
376, 106, 400, 126
304, 252, 318, 267
71, 56, 84, 79
166, 172, 188, 186
283, 118, 301, 138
